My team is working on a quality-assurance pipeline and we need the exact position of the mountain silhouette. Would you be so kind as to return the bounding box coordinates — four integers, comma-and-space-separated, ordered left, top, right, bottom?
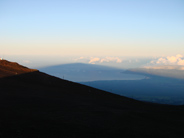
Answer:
0, 59, 184, 138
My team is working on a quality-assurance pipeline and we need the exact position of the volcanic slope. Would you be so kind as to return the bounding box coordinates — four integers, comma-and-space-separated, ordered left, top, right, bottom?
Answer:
0, 59, 184, 138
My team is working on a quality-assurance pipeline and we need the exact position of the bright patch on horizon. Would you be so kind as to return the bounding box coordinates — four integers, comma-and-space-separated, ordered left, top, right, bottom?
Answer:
150, 54, 184, 66
75, 56, 123, 64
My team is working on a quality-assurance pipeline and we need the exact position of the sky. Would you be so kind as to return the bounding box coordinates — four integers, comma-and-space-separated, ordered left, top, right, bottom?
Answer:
0, 0, 184, 67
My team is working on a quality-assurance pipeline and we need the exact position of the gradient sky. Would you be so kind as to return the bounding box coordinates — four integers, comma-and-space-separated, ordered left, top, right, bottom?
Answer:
0, 0, 184, 57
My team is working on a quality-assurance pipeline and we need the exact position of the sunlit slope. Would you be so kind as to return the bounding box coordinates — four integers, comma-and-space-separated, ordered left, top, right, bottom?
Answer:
0, 59, 37, 78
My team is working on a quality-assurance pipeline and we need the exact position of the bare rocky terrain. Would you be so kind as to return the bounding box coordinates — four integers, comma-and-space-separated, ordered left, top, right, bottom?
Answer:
0, 59, 184, 138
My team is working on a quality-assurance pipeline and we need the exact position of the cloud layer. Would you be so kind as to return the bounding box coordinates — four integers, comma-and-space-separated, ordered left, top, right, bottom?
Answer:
75, 56, 123, 64
151, 54, 184, 66
89, 57, 101, 64
89, 57, 123, 64
144, 65, 184, 70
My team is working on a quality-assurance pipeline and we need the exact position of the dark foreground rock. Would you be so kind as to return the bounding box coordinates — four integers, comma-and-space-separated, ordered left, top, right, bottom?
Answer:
0, 60, 184, 138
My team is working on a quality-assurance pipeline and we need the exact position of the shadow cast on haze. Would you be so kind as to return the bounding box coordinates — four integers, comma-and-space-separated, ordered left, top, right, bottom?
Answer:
39, 63, 184, 105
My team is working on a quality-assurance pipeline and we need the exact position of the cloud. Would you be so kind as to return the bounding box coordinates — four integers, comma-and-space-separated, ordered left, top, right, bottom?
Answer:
74, 57, 85, 61
156, 58, 167, 64
143, 65, 184, 70
167, 56, 178, 63
78, 57, 85, 60
100, 57, 122, 63
178, 59, 184, 65
176, 54, 183, 58
74, 56, 123, 64
89, 57, 122, 64
89, 57, 100, 64
151, 54, 184, 65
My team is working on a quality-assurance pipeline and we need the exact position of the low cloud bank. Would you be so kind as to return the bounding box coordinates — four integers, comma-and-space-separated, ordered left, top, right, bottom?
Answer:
75, 56, 123, 64
151, 54, 184, 66
144, 54, 184, 70
100, 57, 122, 63
143, 65, 184, 70
89, 57, 101, 64
89, 57, 123, 64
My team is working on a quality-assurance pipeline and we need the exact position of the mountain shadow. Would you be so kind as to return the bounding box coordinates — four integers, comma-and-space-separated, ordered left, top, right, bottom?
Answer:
0, 60, 184, 138
81, 76, 184, 105
39, 63, 144, 82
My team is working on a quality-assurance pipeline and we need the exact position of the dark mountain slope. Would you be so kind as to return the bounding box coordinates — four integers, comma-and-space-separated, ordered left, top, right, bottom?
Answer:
0, 60, 184, 138
81, 76, 184, 105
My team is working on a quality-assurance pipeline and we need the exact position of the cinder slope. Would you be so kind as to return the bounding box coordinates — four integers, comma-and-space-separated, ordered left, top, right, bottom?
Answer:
0, 59, 37, 78
0, 60, 184, 138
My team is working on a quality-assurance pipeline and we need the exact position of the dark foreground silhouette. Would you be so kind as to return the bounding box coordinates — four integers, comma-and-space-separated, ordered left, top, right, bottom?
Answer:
0, 60, 184, 138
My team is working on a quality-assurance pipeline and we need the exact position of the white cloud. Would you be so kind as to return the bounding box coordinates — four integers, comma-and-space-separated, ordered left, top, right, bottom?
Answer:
178, 59, 184, 65
100, 57, 122, 63
156, 57, 167, 64
78, 57, 85, 60
176, 54, 183, 58
151, 54, 184, 66
166, 56, 178, 63
89, 57, 100, 64
74, 56, 123, 64
143, 66, 184, 70
74, 56, 85, 61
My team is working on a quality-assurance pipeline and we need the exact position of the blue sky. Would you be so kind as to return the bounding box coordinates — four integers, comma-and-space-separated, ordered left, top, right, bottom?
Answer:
0, 0, 184, 66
